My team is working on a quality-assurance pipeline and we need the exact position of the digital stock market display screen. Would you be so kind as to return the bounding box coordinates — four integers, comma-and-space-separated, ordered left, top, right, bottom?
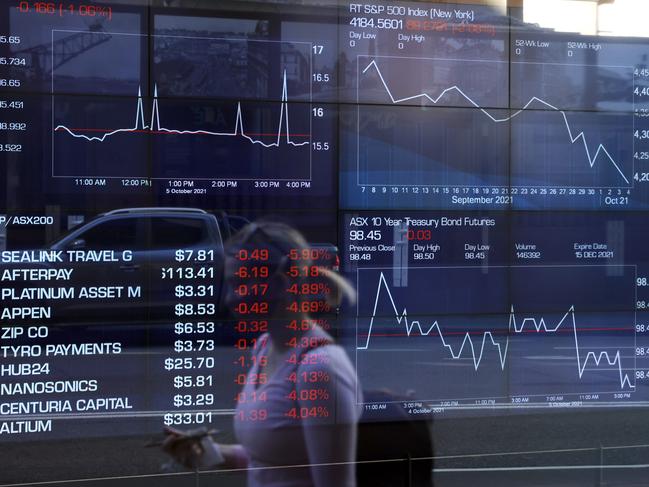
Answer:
2, 1, 649, 486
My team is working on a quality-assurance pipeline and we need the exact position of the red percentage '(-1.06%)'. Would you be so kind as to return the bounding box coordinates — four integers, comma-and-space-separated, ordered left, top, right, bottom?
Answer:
16, 2, 112, 20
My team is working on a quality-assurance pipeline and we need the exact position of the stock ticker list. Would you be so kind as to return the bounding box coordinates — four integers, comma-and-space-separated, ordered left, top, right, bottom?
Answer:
0, 249, 134, 437
0, 234, 339, 438
3, 0, 649, 447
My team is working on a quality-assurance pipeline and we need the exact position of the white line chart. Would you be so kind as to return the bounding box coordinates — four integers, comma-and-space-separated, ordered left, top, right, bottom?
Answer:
54, 70, 310, 148
357, 271, 635, 391
360, 58, 631, 185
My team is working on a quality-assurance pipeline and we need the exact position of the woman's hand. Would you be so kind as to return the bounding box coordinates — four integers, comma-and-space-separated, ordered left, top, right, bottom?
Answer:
161, 427, 224, 470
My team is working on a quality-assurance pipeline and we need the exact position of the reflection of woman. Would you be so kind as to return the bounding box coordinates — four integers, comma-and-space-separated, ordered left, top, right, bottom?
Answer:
164, 221, 360, 487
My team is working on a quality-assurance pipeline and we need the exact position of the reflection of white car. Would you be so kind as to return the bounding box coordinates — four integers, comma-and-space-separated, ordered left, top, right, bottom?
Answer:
41, 208, 227, 323
0, 215, 5, 251
3, 207, 337, 325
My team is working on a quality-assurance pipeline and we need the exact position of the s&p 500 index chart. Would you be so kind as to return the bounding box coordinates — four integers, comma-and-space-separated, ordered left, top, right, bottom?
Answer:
341, 211, 649, 414
3, 2, 337, 201
339, 2, 649, 210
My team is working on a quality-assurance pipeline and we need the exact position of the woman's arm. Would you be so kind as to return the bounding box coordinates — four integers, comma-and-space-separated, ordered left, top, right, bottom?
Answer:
297, 347, 360, 487
162, 429, 250, 470
219, 443, 250, 469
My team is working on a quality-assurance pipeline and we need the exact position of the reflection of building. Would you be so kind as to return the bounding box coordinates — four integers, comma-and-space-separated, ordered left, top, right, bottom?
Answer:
282, 44, 310, 88
597, 67, 632, 102
17, 21, 110, 82
245, 39, 270, 97
153, 28, 310, 99
456, 43, 503, 78
155, 30, 259, 97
